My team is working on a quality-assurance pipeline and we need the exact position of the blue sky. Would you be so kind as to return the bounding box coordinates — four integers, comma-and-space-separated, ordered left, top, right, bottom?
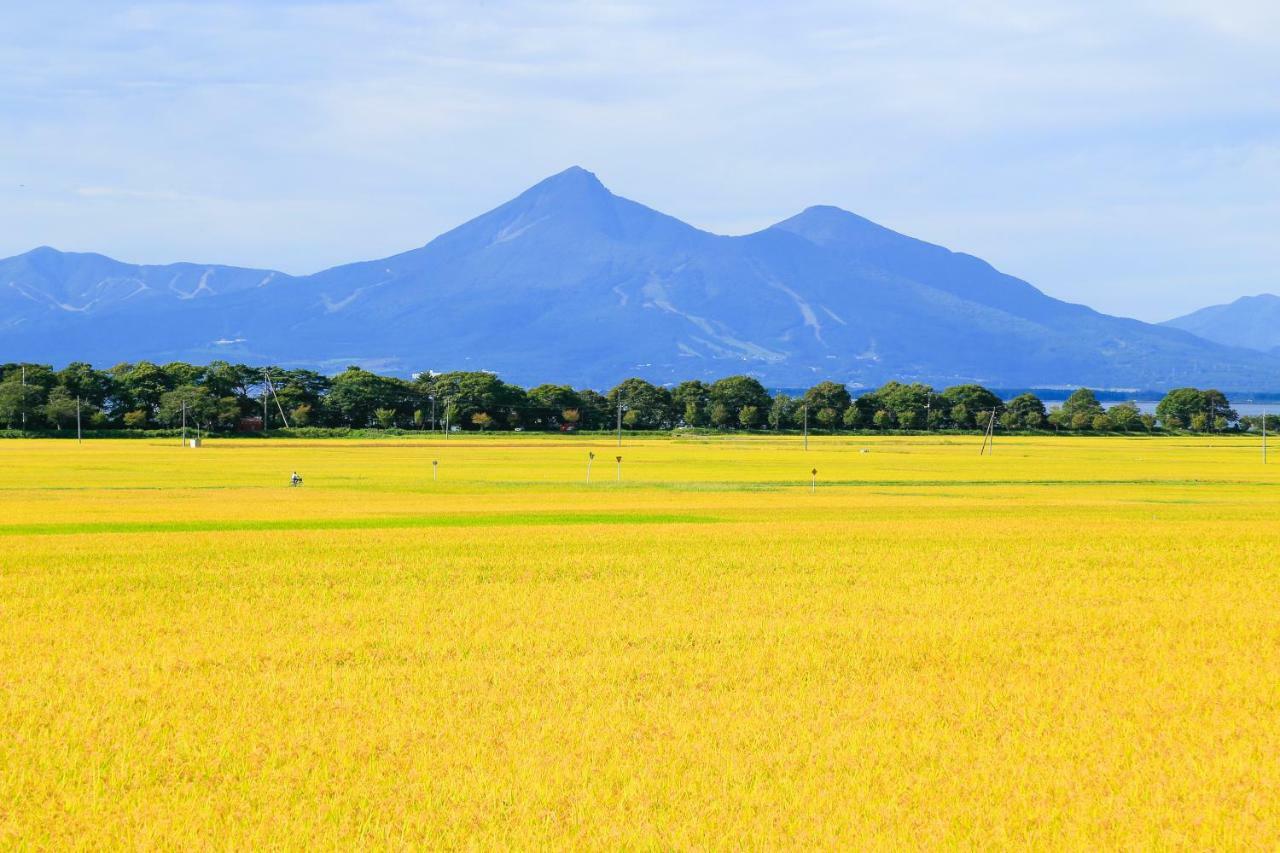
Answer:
2, 1, 1277, 320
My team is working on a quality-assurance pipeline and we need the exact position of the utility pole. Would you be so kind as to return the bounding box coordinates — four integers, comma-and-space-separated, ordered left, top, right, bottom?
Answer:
181, 400, 187, 446
1264, 408, 1268, 465
803, 404, 809, 451
262, 369, 290, 428
979, 409, 996, 455
76, 396, 82, 444
616, 402, 624, 447
21, 365, 26, 430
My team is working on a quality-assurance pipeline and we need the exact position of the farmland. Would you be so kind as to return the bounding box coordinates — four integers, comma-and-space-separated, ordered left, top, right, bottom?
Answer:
2, 434, 1279, 847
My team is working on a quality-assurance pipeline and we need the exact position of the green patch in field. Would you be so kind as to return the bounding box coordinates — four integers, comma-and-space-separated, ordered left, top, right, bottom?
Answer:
810, 478, 1276, 488
0, 511, 716, 537
645, 481, 786, 493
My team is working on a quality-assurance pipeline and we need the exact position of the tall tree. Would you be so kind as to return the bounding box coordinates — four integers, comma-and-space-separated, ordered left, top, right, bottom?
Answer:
158, 385, 217, 427
527, 384, 583, 429
942, 384, 1003, 428
1005, 393, 1047, 429
845, 393, 878, 429
768, 393, 798, 430
44, 387, 82, 430
271, 369, 333, 424
0, 378, 45, 429
203, 361, 260, 401
1060, 388, 1105, 419
328, 367, 416, 428
1106, 402, 1140, 432
576, 389, 613, 430
708, 376, 772, 421
111, 362, 170, 418
56, 362, 114, 409
606, 378, 673, 430
1202, 390, 1237, 425
873, 382, 934, 428
801, 381, 852, 422
162, 362, 205, 388
0, 363, 57, 391
432, 371, 525, 429
1155, 388, 1205, 430
671, 380, 710, 428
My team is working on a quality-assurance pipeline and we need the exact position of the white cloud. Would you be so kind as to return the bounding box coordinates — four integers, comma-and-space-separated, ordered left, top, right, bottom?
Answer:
0, 0, 1277, 319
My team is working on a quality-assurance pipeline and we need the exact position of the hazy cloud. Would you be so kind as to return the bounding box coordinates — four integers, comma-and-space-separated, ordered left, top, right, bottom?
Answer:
1, 0, 1277, 319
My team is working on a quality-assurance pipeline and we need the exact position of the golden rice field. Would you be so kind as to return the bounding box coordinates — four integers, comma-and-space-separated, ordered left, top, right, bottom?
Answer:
2, 433, 1279, 848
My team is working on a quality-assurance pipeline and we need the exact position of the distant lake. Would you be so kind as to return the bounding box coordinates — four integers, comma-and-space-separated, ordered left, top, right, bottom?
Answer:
1122, 401, 1273, 417
996, 392, 1277, 416
1022, 399, 1273, 416
773, 388, 1278, 417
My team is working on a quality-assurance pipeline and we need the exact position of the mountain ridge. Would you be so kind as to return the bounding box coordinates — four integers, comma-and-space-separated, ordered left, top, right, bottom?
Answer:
1162, 294, 1280, 356
3, 166, 1279, 389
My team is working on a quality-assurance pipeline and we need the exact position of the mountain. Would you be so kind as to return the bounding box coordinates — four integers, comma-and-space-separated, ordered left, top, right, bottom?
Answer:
1162, 295, 1280, 355
0, 247, 291, 363
4, 166, 1279, 389
0, 246, 285, 325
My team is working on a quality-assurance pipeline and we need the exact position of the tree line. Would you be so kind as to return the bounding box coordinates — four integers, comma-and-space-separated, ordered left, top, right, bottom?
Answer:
0, 360, 1264, 434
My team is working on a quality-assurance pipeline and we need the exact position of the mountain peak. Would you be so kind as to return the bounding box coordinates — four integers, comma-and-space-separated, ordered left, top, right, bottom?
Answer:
501, 165, 618, 218
770, 204, 903, 249
5, 245, 118, 271
1162, 292, 1280, 353
14, 245, 73, 261
526, 165, 609, 198
557, 164, 598, 179
1234, 293, 1280, 306
425, 164, 707, 250
799, 204, 859, 218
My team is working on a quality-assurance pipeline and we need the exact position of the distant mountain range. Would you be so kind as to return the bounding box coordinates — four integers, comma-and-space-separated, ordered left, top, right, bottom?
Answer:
4, 166, 1279, 389
1162, 295, 1280, 356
